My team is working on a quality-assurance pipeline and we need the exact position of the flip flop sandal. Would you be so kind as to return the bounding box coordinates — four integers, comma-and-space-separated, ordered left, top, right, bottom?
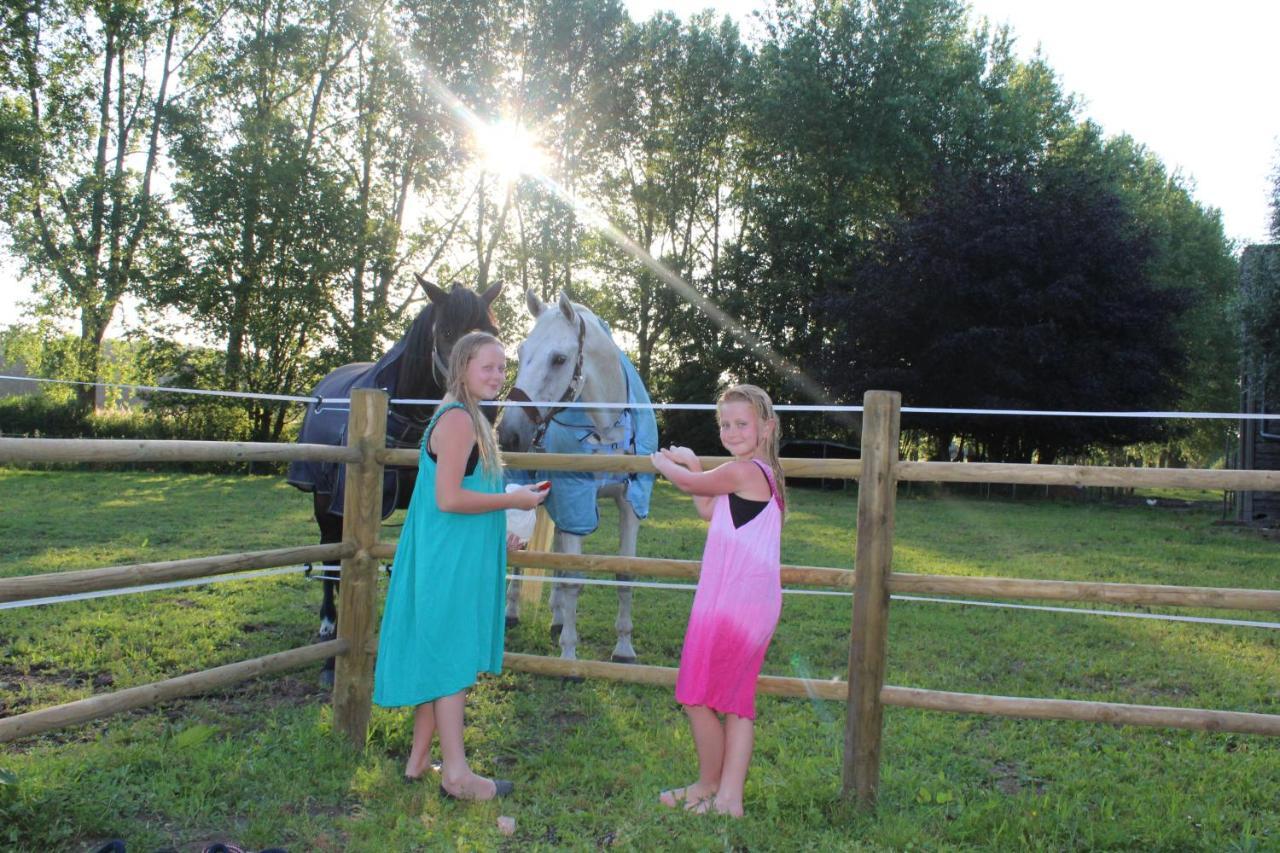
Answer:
659, 787, 692, 808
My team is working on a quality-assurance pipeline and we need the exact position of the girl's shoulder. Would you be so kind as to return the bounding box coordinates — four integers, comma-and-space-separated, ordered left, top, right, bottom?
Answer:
436, 404, 472, 425
722, 458, 773, 497
711, 458, 756, 475
430, 406, 477, 445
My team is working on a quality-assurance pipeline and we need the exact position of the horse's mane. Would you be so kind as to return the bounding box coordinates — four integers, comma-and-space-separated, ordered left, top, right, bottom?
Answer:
398, 286, 499, 398
398, 301, 437, 392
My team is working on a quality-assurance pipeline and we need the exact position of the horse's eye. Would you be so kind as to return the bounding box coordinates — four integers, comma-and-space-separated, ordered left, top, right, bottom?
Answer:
551, 353, 568, 367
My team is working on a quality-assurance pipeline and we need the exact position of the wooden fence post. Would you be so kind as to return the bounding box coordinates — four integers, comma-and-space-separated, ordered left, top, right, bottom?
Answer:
332, 388, 388, 749
842, 390, 902, 808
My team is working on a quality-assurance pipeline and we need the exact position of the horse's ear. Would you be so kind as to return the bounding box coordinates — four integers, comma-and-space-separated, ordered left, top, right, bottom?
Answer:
557, 290, 575, 323
526, 289, 546, 318
480, 281, 504, 307
416, 273, 449, 305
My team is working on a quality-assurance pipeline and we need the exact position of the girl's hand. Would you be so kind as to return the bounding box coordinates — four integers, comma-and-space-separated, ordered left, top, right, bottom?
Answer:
507, 484, 549, 510
506, 531, 525, 551
649, 450, 674, 477
661, 445, 701, 471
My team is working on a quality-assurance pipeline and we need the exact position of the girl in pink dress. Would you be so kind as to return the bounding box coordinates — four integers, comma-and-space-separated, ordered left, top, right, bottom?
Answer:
649, 384, 786, 818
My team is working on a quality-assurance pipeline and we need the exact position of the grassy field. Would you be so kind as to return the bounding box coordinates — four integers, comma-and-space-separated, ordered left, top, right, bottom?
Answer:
0, 468, 1277, 851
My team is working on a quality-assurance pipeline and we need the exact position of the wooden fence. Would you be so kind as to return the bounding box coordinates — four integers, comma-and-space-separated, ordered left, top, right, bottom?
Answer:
1, 389, 1278, 810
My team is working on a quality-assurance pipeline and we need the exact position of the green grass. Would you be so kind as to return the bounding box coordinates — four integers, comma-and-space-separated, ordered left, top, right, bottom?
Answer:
1, 469, 1277, 851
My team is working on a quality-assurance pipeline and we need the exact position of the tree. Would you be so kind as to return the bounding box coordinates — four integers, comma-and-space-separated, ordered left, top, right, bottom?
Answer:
1, 0, 186, 410
1052, 123, 1239, 463
820, 165, 1188, 463
705, 0, 1077, 405
156, 0, 368, 441
585, 11, 748, 387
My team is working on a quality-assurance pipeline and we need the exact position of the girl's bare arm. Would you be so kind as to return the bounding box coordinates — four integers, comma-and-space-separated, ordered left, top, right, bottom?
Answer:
433, 410, 546, 513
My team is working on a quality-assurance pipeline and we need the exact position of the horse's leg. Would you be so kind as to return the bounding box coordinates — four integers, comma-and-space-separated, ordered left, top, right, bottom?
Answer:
611, 490, 640, 664
314, 493, 343, 687
505, 571, 522, 629
549, 569, 564, 640
554, 530, 584, 662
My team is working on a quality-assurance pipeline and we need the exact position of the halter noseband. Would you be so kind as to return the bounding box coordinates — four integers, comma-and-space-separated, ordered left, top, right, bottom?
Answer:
507, 311, 588, 450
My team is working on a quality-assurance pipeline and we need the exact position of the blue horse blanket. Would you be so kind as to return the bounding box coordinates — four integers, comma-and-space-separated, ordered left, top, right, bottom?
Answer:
509, 331, 657, 536
286, 321, 431, 519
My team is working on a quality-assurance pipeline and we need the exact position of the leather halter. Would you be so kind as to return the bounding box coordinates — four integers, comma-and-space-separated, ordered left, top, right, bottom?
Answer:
506, 310, 588, 450
431, 340, 450, 388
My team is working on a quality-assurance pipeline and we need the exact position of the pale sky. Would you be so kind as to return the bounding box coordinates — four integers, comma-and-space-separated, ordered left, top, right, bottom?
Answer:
2, 0, 1277, 330
624, 0, 1280, 246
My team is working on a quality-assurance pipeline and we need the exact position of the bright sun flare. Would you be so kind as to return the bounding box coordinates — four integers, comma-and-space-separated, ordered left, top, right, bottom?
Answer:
474, 119, 547, 181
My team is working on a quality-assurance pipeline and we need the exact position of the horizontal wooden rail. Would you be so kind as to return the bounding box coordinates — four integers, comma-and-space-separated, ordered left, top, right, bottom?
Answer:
369, 545, 856, 588
380, 448, 862, 478
385, 449, 1280, 490
0, 543, 353, 604
507, 551, 854, 589
880, 686, 1280, 736
503, 653, 1280, 737
370, 548, 1280, 613
891, 573, 1280, 611
0, 639, 348, 743
0, 437, 358, 465
900, 461, 1280, 490
5, 438, 1273, 491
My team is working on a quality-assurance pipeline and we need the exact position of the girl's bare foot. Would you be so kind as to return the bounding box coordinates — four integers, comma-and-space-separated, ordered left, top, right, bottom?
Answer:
710, 795, 744, 818
404, 759, 441, 781
441, 771, 500, 801
659, 782, 717, 810
685, 791, 743, 817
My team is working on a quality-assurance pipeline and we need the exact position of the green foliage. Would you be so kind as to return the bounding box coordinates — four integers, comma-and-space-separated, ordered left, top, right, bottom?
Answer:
822, 163, 1190, 463
0, 0, 187, 406
0, 324, 267, 463
1238, 246, 1280, 405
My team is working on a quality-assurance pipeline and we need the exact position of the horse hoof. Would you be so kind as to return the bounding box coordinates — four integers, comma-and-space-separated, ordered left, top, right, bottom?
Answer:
505, 616, 519, 629
549, 624, 563, 640
319, 668, 335, 688
610, 655, 637, 665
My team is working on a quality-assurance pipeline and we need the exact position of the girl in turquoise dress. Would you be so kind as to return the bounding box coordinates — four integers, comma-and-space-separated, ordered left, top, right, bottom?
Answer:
373, 331, 547, 801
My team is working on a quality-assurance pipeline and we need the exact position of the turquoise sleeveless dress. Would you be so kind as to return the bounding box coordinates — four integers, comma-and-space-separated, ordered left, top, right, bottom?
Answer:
373, 402, 507, 707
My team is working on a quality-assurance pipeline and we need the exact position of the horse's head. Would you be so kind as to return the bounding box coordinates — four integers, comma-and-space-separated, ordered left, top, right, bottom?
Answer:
404, 275, 503, 393
499, 290, 624, 451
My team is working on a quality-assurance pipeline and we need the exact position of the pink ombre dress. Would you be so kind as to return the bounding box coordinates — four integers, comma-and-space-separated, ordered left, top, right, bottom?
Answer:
674, 459, 782, 719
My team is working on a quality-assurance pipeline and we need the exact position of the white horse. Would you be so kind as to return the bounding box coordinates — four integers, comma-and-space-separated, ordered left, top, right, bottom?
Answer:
498, 290, 658, 663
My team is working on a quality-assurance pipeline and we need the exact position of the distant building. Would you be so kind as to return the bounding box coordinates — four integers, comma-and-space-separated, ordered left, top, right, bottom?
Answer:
0, 355, 35, 398
1238, 244, 1280, 525
0, 340, 142, 410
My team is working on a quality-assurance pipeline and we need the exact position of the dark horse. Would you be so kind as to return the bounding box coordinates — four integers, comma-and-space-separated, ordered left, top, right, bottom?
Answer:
287, 276, 502, 684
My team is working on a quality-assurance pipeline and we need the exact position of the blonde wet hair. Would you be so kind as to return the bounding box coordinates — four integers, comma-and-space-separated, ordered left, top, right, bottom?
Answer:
441, 330, 504, 479
718, 383, 785, 515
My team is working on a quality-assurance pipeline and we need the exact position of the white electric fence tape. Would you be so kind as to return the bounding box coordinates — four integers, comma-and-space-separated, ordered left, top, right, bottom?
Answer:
3, 374, 1277, 420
